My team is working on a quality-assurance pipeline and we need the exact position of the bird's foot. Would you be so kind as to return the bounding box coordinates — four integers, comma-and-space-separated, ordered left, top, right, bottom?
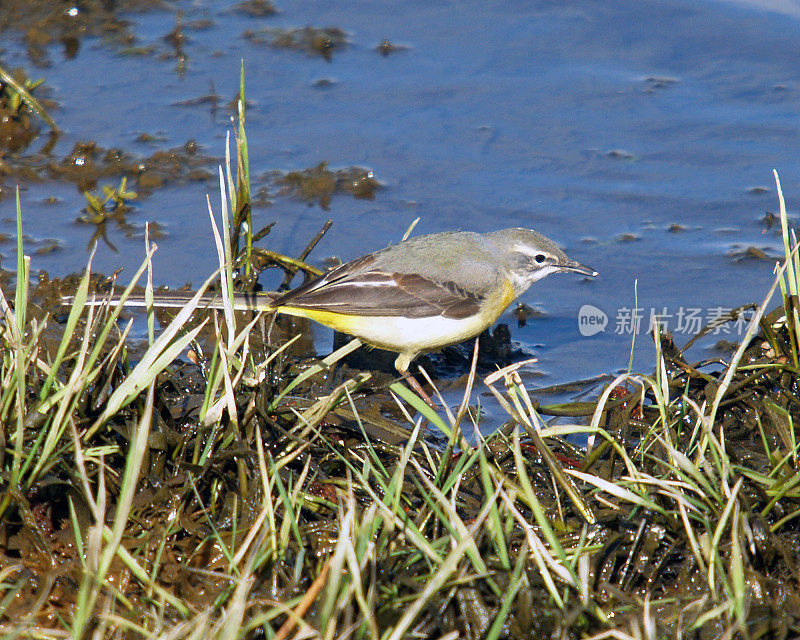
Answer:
401, 370, 438, 409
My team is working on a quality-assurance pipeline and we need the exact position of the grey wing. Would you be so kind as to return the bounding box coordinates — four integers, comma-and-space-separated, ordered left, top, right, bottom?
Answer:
272, 261, 483, 319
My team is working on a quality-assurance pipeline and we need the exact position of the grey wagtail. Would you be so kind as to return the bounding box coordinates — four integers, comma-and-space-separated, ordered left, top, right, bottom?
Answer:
65, 228, 596, 403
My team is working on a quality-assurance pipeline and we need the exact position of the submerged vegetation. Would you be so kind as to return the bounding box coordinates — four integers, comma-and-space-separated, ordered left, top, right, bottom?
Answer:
0, 64, 57, 152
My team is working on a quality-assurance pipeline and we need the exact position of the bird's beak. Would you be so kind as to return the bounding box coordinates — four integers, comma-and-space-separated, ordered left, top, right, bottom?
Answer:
560, 259, 598, 277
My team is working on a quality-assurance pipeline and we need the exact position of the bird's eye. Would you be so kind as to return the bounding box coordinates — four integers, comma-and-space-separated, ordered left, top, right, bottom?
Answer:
534, 254, 547, 264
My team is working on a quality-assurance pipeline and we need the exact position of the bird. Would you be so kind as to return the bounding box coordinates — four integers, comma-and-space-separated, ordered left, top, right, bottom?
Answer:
66, 228, 597, 405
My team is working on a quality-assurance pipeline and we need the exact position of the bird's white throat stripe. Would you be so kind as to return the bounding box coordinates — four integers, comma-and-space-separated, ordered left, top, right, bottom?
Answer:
508, 264, 558, 291
530, 264, 559, 281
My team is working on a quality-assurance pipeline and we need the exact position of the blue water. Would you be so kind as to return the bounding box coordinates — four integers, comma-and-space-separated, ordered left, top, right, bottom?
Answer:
2, 0, 799, 417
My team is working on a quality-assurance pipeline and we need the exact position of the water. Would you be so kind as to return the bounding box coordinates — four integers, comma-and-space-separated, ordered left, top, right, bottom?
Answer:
2, 0, 798, 415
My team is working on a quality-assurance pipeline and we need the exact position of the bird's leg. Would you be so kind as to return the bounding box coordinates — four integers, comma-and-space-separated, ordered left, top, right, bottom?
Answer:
400, 369, 437, 409
395, 353, 437, 408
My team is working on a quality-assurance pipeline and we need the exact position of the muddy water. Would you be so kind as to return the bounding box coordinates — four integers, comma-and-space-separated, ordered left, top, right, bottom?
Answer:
1, 0, 799, 418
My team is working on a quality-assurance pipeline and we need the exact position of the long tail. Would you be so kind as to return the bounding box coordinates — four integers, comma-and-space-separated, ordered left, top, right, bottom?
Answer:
61, 290, 279, 312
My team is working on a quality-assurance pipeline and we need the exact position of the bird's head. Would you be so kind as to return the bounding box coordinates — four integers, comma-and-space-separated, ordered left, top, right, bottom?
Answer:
489, 227, 597, 296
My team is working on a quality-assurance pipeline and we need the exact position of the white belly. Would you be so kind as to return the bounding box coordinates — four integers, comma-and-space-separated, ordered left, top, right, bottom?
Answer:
349, 313, 491, 353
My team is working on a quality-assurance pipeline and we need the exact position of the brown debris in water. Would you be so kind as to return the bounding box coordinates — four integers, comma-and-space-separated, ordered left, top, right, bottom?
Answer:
0, 0, 169, 65
235, 0, 277, 18
728, 244, 772, 262
243, 26, 348, 61
0, 138, 215, 208
48, 139, 215, 194
275, 161, 381, 210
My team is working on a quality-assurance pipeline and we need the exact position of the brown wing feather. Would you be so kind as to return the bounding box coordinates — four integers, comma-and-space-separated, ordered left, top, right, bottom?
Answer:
269, 254, 376, 307
272, 265, 482, 319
